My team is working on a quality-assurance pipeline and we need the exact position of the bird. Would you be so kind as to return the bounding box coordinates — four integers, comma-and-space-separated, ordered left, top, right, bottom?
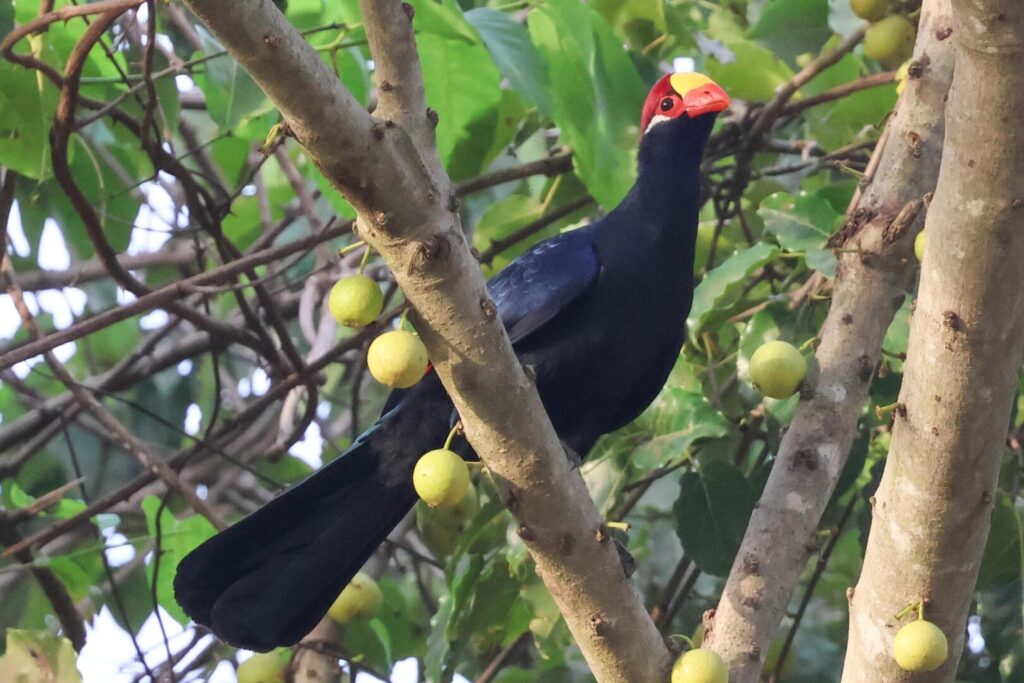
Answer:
173, 72, 730, 651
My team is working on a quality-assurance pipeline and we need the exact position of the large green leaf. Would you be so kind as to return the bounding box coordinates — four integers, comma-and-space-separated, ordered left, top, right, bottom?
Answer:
749, 0, 832, 63
759, 191, 840, 276
688, 242, 780, 334
978, 493, 1023, 591
633, 387, 733, 470
807, 76, 897, 149
412, 2, 503, 176
674, 460, 756, 576
0, 58, 57, 179
705, 39, 794, 103
141, 496, 217, 625
0, 1, 13, 39
528, 0, 646, 208
196, 28, 270, 129
466, 8, 552, 116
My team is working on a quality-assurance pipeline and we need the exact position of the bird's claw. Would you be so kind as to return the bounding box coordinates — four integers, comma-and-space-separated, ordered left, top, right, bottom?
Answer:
561, 441, 582, 470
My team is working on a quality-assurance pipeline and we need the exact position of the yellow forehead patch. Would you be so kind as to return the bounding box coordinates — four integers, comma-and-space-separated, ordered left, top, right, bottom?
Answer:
669, 72, 714, 96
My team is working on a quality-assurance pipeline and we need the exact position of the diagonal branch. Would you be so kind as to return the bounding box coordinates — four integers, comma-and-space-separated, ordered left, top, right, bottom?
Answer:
176, 0, 671, 679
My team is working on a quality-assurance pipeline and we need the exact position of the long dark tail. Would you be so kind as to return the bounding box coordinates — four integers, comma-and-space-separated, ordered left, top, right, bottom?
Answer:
173, 375, 451, 651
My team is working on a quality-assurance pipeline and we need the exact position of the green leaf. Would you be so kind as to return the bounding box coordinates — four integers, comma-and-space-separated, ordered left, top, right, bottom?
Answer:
141, 496, 217, 625
882, 298, 911, 372
1, 478, 35, 509
688, 242, 781, 334
196, 28, 269, 128
0, 1, 12, 40
0, 630, 81, 683
0, 58, 58, 179
633, 388, 733, 470
674, 460, 755, 576
749, 0, 832, 63
807, 78, 896, 149
978, 493, 1023, 591
705, 39, 794, 103
528, 0, 647, 208
466, 8, 553, 116
425, 554, 484, 681
759, 191, 840, 276
415, 32, 503, 175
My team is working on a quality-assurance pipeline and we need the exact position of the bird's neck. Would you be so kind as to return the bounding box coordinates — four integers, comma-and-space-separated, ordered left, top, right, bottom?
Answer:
612, 125, 708, 250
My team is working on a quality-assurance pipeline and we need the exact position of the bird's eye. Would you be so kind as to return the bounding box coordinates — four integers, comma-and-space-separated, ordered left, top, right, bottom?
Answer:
660, 97, 675, 112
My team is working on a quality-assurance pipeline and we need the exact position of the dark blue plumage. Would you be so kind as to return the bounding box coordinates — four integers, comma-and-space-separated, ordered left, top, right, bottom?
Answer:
174, 74, 728, 651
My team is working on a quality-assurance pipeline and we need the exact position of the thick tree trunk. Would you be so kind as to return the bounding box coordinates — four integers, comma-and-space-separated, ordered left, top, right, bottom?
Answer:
705, 2, 954, 680
842, 1, 1024, 680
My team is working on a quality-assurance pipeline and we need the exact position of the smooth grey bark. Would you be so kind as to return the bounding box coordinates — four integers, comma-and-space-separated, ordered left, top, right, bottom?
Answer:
842, 1, 1024, 680
705, 1, 955, 679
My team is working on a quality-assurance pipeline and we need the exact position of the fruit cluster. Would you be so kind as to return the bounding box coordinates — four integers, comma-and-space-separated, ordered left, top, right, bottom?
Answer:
327, 244, 478, 613
330, 247, 472, 500
852, 0, 917, 69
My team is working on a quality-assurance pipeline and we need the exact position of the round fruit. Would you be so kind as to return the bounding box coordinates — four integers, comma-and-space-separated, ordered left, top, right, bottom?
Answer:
414, 448, 470, 507
328, 275, 383, 328
914, 231, 926, 262
671, 648, 729, 683
237, 648, 291, 683
328, 572, 383, 624
850, 0, 890, 22
749, 341, 807, 399
893, 619, 948, 672
367, 329, 429, 388
864, 15, 916, 69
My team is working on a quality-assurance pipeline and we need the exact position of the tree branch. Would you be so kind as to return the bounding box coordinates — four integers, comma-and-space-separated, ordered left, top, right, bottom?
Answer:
176, 0, 671, 679
704, 2, 955, 680
842, 2, 1024, 679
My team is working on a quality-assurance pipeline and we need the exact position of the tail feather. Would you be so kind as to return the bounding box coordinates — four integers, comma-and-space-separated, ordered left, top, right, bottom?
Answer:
173, 376, 450, 651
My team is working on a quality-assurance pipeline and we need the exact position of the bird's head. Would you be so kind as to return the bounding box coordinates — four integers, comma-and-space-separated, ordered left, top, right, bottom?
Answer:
639, 72, 730, 137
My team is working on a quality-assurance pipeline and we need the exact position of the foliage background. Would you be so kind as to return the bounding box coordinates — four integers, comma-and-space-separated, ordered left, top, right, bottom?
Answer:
0, 0, 1020, 681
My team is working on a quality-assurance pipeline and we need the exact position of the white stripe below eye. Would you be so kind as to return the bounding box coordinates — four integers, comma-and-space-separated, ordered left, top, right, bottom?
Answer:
645, 114, 671, 134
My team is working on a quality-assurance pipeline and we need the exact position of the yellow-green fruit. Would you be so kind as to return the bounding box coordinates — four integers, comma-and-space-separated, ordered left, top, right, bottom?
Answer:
749, 341, 807, 399
414, 448, 470, 507
327, 572, 383, 624
367, 330, 429, 388
671, 649, 729, 683
893, 619, 948, 672
914, 231, 926, 262
850, 0, 890, 22
237, 649, 291, 683
864, 15, 917, 69
328, 275, 383, 328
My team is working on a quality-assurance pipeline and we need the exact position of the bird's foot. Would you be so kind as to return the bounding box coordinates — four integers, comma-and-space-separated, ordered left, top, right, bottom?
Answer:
561, 441, 583, 470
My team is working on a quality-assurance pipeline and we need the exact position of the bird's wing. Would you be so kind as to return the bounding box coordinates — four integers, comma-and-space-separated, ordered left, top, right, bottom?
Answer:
487, 228, 600, 343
